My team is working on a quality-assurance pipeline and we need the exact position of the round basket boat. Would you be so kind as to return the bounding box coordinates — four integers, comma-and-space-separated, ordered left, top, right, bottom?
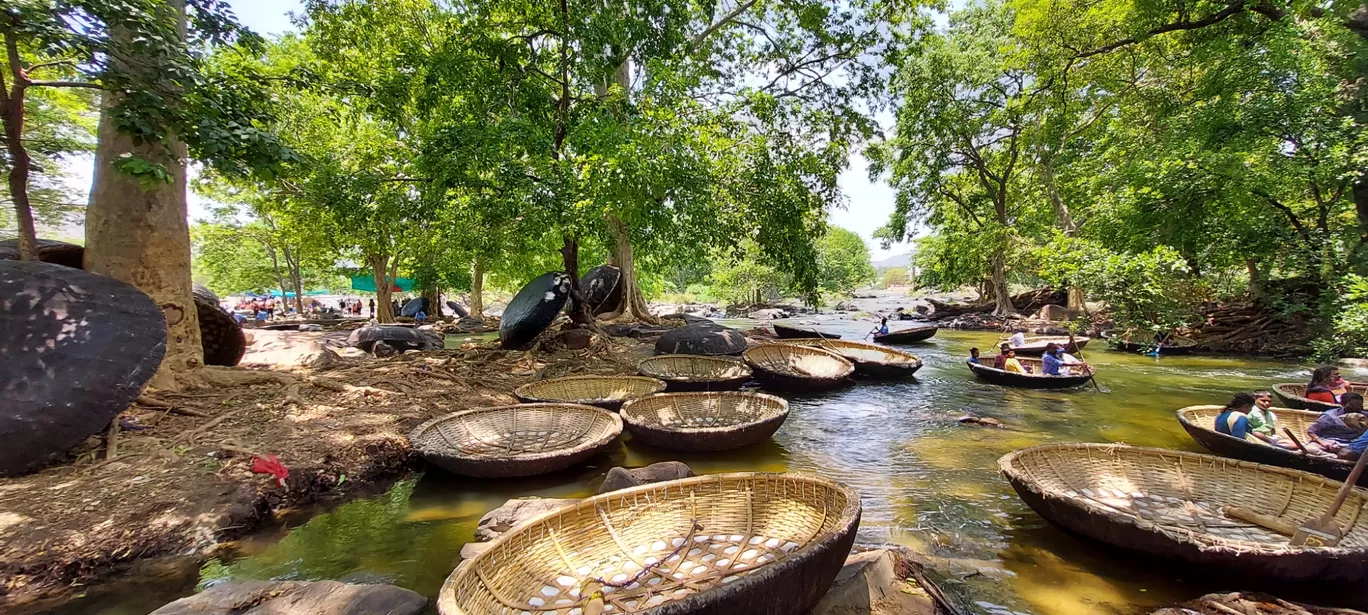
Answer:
620, 392, 789, 452
1272, 382, 1368, 412
637, 355, 753, 392
409, 403, 622, 478
1009, 336, 1089, 356
437, 472, 862, 615
967, 357, 1094, 390
772, 323, 841, 340
743, 344, 854, 392
1000, 443, 1368, 582
515, 375, 667, 411
1109, 336, 1198, 355
785, 339, 922, 379
1177, 405, 1368, 487
871, 325, 938, 345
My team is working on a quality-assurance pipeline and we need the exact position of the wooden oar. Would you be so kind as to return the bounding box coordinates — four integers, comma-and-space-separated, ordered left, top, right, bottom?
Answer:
1067, 330, 1102, 392
1283, 428, 1310, 454
1290, 449, 1368, 546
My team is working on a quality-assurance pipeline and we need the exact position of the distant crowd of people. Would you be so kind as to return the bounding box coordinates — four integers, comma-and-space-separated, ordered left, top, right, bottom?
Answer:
1214, 367, 1366, 461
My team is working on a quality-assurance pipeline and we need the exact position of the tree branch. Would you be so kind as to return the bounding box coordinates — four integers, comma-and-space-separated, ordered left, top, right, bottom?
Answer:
1074, 0, 1263, 59
26, 80, 103, 89
1253, 189, 1310, 242
690, 0, 760, 51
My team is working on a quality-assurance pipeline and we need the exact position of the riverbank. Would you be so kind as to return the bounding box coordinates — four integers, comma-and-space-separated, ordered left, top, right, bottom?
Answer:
0, 334, 652, 610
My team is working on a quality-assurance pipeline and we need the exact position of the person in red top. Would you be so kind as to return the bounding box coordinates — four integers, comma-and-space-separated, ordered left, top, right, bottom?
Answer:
1305, 365, 1342, 405
992, 343, 1011, 369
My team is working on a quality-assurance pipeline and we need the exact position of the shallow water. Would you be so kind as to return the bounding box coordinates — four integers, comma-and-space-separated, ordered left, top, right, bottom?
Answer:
64, 323, 1342, 615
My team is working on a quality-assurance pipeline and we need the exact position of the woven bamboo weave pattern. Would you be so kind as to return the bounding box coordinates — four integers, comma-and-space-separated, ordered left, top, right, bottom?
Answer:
637, 355, 752, 385
515, 375, 667, 409
1001, 443, 1368, 551
783, 339, 921, 367
742, 344, 853, 380
439, 473, 861, 615
1180, 405, 1320, 444
409, 404, 622, 478
619, 393, 789, 452
1273, 382, 1368, 410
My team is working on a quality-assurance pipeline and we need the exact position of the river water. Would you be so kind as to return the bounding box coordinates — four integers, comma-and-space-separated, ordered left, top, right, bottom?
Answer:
68, 322, 1350, 615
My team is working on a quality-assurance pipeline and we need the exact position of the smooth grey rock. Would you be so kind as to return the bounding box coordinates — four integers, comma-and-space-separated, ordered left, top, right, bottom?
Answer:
812, 549, 936, 615
473, 498, 577, 542
149, 580, 424, 615
596, 461, 695, 495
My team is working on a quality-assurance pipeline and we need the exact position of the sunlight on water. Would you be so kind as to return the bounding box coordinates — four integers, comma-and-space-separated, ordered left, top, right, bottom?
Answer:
64, 325, 1327, 615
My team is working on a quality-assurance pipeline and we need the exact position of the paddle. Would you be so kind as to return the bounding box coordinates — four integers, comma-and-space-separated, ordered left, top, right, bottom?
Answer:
1282, 428, 1310, 454
1289, 449, 1368, 546
1066, 329, 1103, 393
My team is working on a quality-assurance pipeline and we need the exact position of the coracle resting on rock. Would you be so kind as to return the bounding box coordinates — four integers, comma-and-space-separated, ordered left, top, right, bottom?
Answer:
0, 237, 85, 269
500, 271, 571, 349
401, 296, 430, 318
438, 472, 862, 615
620, 392, 790, 452
409, 403, 622, 478
1, 261, 167, 476
655, 322, 749, 356
192, 284, 245, 366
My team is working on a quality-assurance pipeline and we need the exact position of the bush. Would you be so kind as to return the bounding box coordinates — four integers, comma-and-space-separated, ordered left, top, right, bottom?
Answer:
1311, 274, 1368, 361
880, 267, 907, 288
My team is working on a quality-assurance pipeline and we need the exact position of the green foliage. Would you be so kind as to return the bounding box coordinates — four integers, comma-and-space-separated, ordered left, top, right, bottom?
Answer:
0, 70, 96, 233
1038, 236, 1200, 333
707, 241, 790, 305
880, 267, 908, 288
816, 226, 875, 295
1311, 275, 1368, 361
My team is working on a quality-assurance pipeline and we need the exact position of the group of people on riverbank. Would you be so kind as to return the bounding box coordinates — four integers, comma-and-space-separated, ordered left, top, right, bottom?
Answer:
1216, 375, 1368, 461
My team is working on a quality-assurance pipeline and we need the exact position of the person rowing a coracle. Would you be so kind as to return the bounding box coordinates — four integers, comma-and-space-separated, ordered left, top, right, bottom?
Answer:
878, 317, 889, 336
1306, 392, 1367, 455
1008, 331, 1026, 348
1214, 393, 1256, 440
1246, 390, 1299, 450
1042, 343, 1086, 376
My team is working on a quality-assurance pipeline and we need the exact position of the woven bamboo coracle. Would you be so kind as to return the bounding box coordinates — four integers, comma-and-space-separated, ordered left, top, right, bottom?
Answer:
784, 339, 922, 379
438, 473, 862, 615
409, 403, 622, 478
515, 375, 667, 411
636, 355, 753, 392
619, 392, 789, 452
1273, 382, 1368, 412
742, 344, 853, 392
1000, 443, 1368, 582
1177, 405, 1368, 486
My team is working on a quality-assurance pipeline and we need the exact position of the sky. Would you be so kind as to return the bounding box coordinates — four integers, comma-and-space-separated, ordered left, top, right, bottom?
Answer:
62, 0, 911, 261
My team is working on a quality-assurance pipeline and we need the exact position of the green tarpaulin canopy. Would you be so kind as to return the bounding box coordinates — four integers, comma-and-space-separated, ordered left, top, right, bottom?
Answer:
350, 276, 416, 293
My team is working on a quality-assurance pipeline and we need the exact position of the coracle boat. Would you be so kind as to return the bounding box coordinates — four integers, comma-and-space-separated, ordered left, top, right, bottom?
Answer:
1000, 443, 1368, 582
1177, 405, 1368, 487
409, 403, 622, 478
1273, 382, 1368, 412
1009, 335, 1089, 356
772, 323, 841, 340
967, 357, 1094, 390
636, 355, 753, 392
620, 392, 789, 452
743, 344, 854, 392
500, 271, 571, 349
1109, 335, 1199, 355
871, 324, 938, 344
785, 339, 922, 379
515, 375, 666, 412
655, 322, 749, 356
437, 473, 861, 615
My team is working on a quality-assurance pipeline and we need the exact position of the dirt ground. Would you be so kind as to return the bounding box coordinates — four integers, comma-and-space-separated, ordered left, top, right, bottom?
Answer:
0, 331, 654, 610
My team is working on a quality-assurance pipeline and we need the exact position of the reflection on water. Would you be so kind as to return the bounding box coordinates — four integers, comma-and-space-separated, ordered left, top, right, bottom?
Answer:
69, 325, 1325, 615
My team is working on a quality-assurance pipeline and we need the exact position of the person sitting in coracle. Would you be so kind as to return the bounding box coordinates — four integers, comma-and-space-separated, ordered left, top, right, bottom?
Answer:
1246, 390, 1299, 450
1003, 350, 1027, 374
968, 347, 982, 365
993, 343, 1011, 369
1041, 344, 1085, 376
1305, 366, 1342, 405
1214, 393, 1256, 440
1307, 392, 1368, 454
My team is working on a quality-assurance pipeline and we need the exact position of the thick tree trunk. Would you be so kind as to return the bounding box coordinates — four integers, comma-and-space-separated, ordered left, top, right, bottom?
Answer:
1042, 156, 1086, 311
601, 215, 656, 322
369, 253, 396, 323
989, 250, 1014, 316
422, 287, 441, 318
1246, 258, 1264, 300
263, 243, 289, 308
85, 0, 200, 390
561, 235, 593, 326
1, 72, 38, 261
282, 245, 304, 314
471, 258, 484, 317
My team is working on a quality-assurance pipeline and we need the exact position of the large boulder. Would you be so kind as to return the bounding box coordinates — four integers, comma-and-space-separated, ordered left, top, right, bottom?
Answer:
240, 330, 340, 369
192, 284, 245, 367
1, 261, 166, 476
474, 498, 578, 542
499, 272, 570, 349
811, 549, 938, 615
654, 322, 748, 356
596, 461, 696, 494
148, 580, 425, 615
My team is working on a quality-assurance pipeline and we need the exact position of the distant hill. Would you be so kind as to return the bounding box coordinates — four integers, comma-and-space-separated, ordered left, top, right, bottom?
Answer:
873, 253, 911, 269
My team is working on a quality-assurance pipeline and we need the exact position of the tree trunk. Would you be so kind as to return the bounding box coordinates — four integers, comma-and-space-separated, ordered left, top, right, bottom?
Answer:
600, 215, 656, 322
282, 244, 304, 314
1353, 175, 1368, 275
0, 61, 38, 261
471, 258, 484, 317
561, 235, 593, 326
1246, 258, 1264, 300
85, 0, 200, 390
422, 286, 441, 318
369, 253, 395, 323
263, 243, 289, 308
989, 250, 1014, 316
1042, 156, 1085, 311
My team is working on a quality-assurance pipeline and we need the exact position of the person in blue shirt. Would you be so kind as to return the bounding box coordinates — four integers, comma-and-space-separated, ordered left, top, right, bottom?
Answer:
415, 310, 427, 323
878, 317, 889, 335
968, 347, 982, 364
1214, 393, 1256, 440
1041, 343, 1086, 376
